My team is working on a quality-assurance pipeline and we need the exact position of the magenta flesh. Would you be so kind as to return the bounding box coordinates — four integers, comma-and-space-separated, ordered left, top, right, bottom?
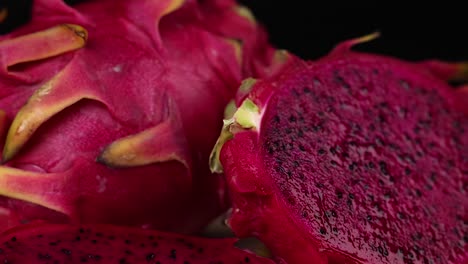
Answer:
221, 50, 468, 263
0, 223, 273, 263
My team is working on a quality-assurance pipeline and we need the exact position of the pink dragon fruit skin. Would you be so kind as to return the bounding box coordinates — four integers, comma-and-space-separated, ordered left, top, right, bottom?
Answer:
0, 0, 288, 233
0, 222, 274, 263
211, 35, 468, 263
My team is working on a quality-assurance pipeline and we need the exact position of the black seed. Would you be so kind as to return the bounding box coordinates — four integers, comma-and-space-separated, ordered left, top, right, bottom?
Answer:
378, 246, 384, 254
415, 189, 422, 197
119, 258, 127, 264
146, 253, 155, 261
377, 114, 386, 123
185, 242, 194, 249
330, 160, 338, 166
125, 239, 131, 245
412, 232, 423, 241
289, 115, 296, 122
301, 211, 308, 218
93, 255, 102, 261
405, 168, 411, 175
79, 228, 85, 233
375, 137, 384, 146
378, 102, 389, 109
299, 145, 306, 151
347, 199, 353, 207
367, 215, 372, 221
313, 124, 323, 132
384, 191, 391, 199
348, 194, 354, 199
319, 227, 327, 235
297, 129, 304, 137
75, 236, 81, 241
331, 211, 337, 217
108, 235, 115, 240
125, 250, 132, 255
152, 242, 159, 247
298, 172, 305, 180
336, 190, 343, 199
303, 87, 311, 93
95, 232, 103, 237
367, 162, 375, 169
379, 161, 389, 175
61, 248, 72, 255
348, 162, 358, 171
351, 123, 362, 132
38, 253, 51, 260
91, 239, 97, 244
400, 80, 410, 90
334, 73, 350, 89
169, 249, 177, 259
197, 248, 204, 253
245, 256, 250, 263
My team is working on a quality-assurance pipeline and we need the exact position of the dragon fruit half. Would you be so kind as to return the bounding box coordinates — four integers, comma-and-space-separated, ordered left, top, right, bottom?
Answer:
211, 34, 468, 263
0, 0, 287, 233
0, 222, 273, 263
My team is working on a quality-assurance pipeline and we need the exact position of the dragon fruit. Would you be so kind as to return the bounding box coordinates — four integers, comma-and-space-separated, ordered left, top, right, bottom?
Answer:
0, 0, 286, 233
211, 34, 468, 263
0, 222, 273, 263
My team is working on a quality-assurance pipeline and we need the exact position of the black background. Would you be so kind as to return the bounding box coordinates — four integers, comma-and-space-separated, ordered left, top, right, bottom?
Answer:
2, 1, 468, 62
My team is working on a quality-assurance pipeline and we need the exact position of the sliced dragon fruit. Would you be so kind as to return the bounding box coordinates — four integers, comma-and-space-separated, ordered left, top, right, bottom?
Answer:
211, 34, 468, 263
0, 0, 292, 233
0, 222, 273, 263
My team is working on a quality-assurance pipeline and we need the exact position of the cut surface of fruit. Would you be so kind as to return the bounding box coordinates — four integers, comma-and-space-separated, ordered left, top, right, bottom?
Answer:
0, 223, 273, 263
215, 38, 468, 263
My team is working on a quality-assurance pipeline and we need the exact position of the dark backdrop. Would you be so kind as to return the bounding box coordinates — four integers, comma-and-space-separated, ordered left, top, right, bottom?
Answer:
238, 2, 468, 61
2, 1, 467, 62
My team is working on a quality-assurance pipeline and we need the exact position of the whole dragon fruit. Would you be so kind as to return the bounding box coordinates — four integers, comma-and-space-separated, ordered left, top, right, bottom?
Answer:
0, 0, 286, 233
211, 34, 468, 263
0, 222, 273, 263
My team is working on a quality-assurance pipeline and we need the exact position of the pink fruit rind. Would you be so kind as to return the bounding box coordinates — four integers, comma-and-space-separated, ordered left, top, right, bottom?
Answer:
0, 222, 274, 263
214, 35, 468, 263
0, 0, 285, 233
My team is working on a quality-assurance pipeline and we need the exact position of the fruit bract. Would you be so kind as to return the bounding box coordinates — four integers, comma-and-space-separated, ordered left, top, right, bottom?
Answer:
211, 35, 468, 263
0, 0, 286, 233
0, 223, 273, 263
